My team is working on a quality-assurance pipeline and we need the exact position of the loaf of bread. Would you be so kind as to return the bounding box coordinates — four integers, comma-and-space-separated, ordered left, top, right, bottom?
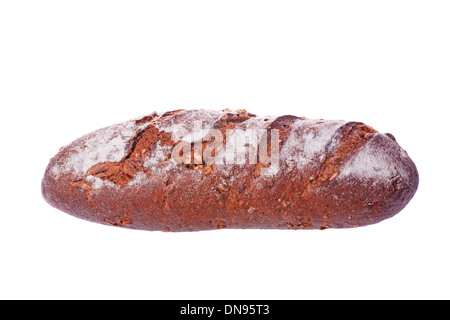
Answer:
42, 109, 419, 231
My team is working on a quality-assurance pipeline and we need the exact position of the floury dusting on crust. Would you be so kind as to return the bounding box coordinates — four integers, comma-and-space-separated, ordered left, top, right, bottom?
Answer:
50, 120, 151, 179
154, 109, 228, 142
280, 119, 348, 171
49, 109, 408, 191
337, 133, 410, 182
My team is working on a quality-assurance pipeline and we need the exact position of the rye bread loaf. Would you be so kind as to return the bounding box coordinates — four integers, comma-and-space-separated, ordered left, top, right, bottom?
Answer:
42, 109, 419, 231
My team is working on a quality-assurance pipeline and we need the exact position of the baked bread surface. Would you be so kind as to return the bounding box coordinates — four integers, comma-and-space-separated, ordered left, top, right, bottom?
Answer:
42, 109, 419, 231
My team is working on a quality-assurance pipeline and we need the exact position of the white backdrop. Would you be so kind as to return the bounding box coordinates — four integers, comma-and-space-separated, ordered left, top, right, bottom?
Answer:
1, 1, 448, 300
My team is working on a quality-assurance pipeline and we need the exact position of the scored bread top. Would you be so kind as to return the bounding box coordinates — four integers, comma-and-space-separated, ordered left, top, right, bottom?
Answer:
49, 109, 401, 189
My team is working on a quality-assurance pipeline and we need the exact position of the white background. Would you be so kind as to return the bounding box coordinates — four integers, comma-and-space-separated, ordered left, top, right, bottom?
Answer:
1, 1, 448, 300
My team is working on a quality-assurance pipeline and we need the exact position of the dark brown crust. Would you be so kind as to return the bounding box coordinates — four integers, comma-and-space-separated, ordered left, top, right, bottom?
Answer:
42, 109, 419, 232
85, 124, 173, 186
310, 122, 377, 186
